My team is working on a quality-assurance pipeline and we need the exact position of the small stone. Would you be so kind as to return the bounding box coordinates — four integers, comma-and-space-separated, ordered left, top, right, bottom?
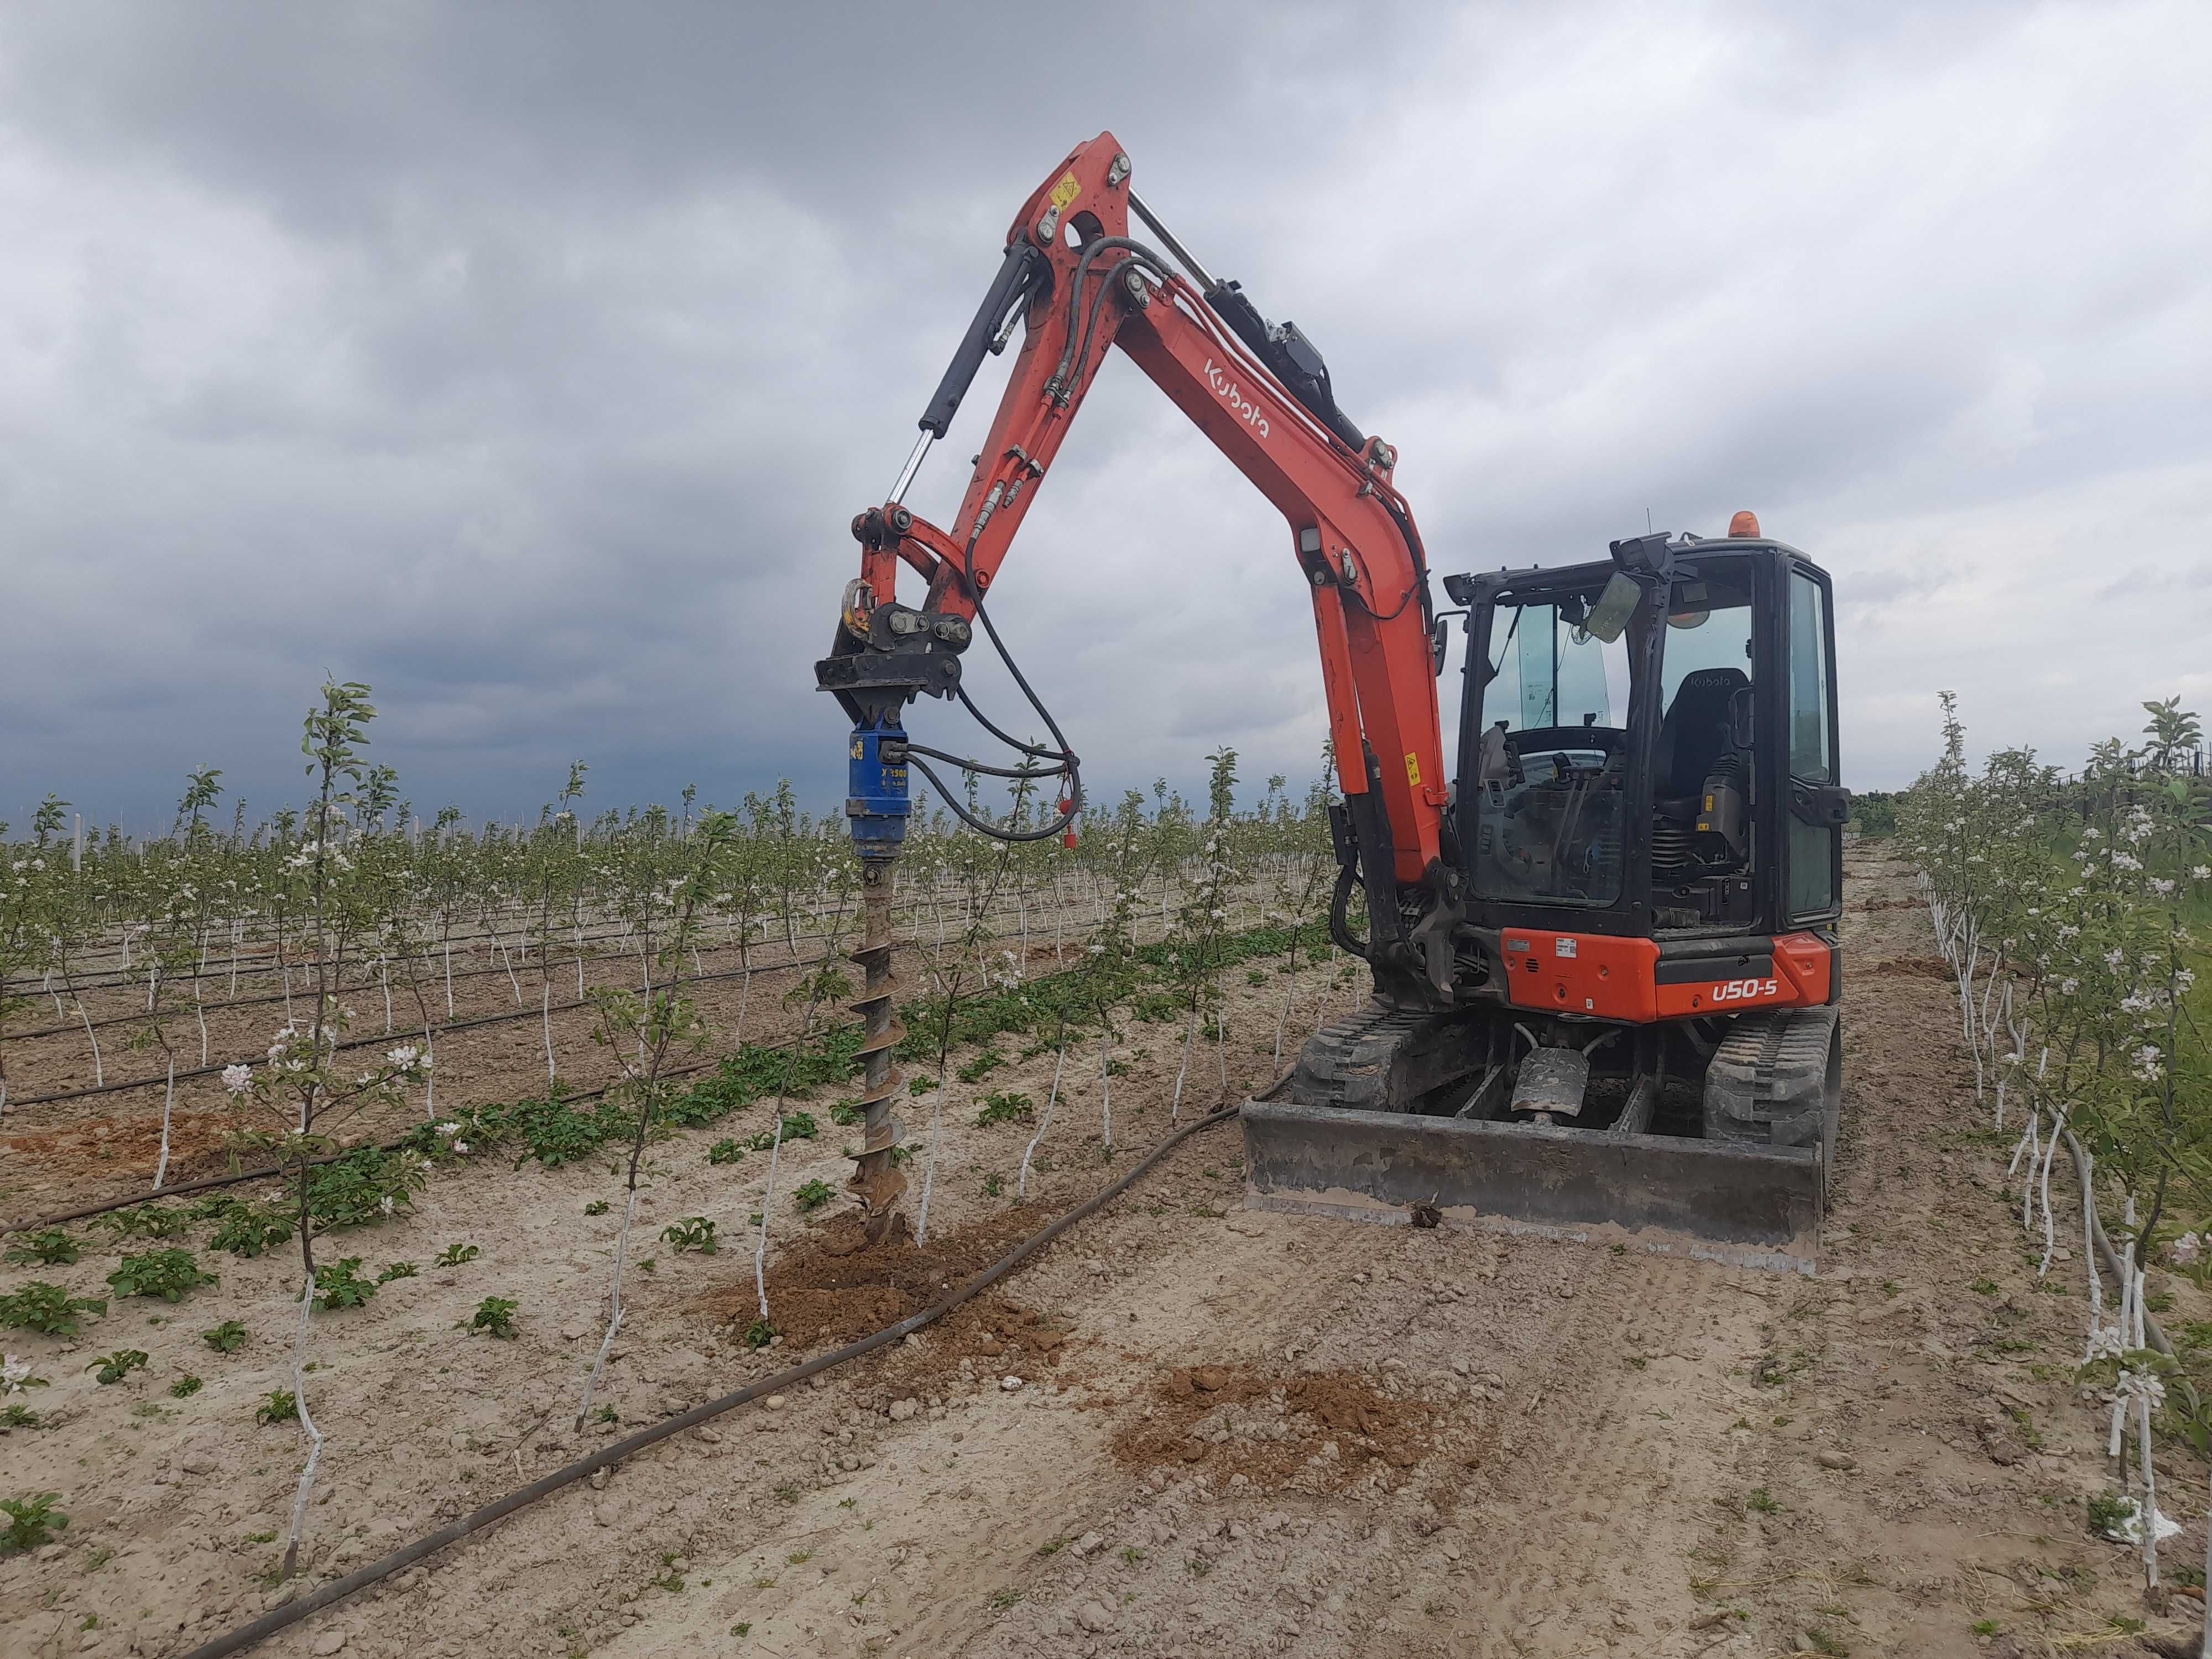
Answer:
311, 1630, 348, 1656
589, 1468, 609, 1491
692, 1427, 723, 1445
1001, 1376, 1024, 1391
1228, 1473, 1249, 1490
1073, 1531, 1105, 1557
561, 1324, 587, 1342
839, 1454, 860, 1472
766, 1395, 788, 1410
889, 1397, 921, 1422
1076, 1600, 1117, 1634
1449, 1359, 1469, 1378
1815, 1449, 1857, 1472
180, 1450, 218, 1477
592, 1501, 618, 1528
265, 1580, 301, 1611
1190, 1366, 1230, 1393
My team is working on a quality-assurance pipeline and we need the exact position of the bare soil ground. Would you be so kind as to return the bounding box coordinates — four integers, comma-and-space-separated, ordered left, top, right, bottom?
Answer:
5, 853, 2204, 1658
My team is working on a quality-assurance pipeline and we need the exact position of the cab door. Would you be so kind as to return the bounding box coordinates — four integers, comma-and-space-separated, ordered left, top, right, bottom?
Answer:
1783, 565, 1845, 920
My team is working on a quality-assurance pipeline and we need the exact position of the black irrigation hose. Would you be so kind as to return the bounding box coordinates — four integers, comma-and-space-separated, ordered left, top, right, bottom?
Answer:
23, 872, 1112, 999
1, 1031, 825, 1235
4, 885, 1124, 1053
8, 875, 1244, 1107
7, 931, 803, 1045
173, 1098, 1248, 1659
7, 953, 832, 1110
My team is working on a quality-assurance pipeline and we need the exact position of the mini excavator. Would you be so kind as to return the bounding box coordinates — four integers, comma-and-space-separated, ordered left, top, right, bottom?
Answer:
818, 133, 1850, 1271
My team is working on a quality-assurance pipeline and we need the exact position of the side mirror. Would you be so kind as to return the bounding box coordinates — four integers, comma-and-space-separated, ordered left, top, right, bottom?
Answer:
1431, 615, 1451, 675
1729, 686, 1755, 749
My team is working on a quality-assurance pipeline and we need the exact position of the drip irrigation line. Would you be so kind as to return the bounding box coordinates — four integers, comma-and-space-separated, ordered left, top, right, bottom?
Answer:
173, 1097, 1248, 1659
3, 927, 832, 1046
6, 909, 1295, 1230
7, 952, 849, 1111
1, 876, 1211, 1046
8, 888, 1286, 1108
11, 865, 1208, 998
1, 1030, 817, 1235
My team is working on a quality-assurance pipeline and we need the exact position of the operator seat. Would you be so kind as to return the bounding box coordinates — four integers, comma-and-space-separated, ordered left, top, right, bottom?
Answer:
1655, 667, 1748, 820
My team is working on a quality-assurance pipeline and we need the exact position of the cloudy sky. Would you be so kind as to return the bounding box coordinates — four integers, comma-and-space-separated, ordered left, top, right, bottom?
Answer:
2, 1, 2206, 834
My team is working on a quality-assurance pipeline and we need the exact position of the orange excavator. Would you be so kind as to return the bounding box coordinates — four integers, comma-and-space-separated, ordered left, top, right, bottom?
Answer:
818, 133, 1850, 1270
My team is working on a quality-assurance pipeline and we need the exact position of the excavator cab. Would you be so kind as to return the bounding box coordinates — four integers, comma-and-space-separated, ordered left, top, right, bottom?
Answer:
1457, 535, 1841, 936
1249, 524, 1849, 1272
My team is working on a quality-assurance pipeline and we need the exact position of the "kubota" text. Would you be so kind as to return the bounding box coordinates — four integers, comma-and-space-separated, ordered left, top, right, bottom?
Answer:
1204, 360, 1270, 438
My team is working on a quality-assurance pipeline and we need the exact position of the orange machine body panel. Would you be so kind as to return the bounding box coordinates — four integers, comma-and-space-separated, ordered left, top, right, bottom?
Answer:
1502, 930, 1832, 1022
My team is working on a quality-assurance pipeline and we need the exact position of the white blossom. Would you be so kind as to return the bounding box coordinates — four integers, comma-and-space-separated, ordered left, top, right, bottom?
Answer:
2115, 1366, 2166, 1410
221, 1063, 252, 1095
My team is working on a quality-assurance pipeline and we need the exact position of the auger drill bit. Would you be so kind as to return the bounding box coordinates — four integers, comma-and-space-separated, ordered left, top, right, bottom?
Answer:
828, 705, 912, 1246
847, 854, 909, 1243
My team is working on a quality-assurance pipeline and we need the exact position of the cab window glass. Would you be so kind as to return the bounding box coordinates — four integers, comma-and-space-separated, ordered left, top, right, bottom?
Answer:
1788, 573, 1833, 783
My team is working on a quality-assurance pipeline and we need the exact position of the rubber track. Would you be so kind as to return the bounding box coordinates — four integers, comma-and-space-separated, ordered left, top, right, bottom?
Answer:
171, 1099, 1249, 1659
1285, 998, 1430, 1112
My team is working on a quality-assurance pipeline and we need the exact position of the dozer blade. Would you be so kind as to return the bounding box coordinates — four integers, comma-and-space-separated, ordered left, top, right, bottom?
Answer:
1241, 1092, 1823, 1275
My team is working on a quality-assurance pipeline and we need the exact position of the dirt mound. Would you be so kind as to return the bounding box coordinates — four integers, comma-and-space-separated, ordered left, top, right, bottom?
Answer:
1111, 1363, 1443, 1490
695, 1199, 1065, 1350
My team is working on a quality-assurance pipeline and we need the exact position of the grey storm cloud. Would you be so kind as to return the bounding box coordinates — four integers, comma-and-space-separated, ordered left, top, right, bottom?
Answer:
2, 0, 2207, 834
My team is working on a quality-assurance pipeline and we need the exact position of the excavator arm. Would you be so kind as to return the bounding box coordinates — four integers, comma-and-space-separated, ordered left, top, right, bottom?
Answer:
821, 131, 1449, 902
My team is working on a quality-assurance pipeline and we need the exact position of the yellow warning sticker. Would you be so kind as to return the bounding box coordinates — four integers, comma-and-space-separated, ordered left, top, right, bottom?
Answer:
1404, 752, 1421, 787
851, 738, 863, 760
1048, 171, 1081, 211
